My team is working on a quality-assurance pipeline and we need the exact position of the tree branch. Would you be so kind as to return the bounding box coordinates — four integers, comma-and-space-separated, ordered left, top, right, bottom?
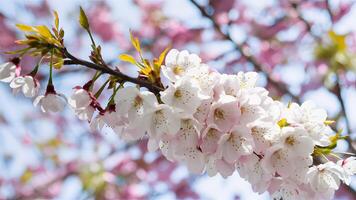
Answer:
189, 0, 300, 102
62, 48, 164, 95
335, 76, 355, 154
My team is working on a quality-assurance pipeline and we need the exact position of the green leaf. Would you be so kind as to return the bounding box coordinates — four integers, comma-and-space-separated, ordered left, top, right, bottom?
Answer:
54, 57, 64, 69
35, 25, 52, 38
16, 24, 35, 32
129, 30, 141, 53
154, 46, 170, 72
53, 11, 59, 29
119, 54, 137, 65
79, 6, 89, 30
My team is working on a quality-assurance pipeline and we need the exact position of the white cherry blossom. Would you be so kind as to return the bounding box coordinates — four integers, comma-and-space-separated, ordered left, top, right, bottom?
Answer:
90, 114, 105, 132
216, 74, 240, 97
68, 88, 95, 121
261, 127, 313, 181
248, 120, 280, 154
337, 157, 356, 183
68, 88, 92, 110
237, 154, 273, 193
217, 125, 254, 163
271, 181, 303, 200
307, 162, 349, 200
206, 94, 240, 132
161, 77, 208, 115
200, 124, 223, 155
160, 118, 201, 161
237, 71, 258, 89
0, 62, 17, 83
147, 104, 181, 141
3, 49, 354, 200
286, 101, 330, 145
115, 86, 157, 121
174, 138, 205, 174
193, 98, 212, 124
34, 93, 67, 113
206, 158, 235, 178
185, 64, 219, 96
74, 105, 95, 121
239, 87, 270, 124
10, 75, 39, 97
161, 49, 201, 82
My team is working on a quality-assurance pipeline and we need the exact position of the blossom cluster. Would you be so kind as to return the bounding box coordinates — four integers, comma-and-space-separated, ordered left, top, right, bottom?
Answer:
0, 60, 67, 113
1, 49, 355, 200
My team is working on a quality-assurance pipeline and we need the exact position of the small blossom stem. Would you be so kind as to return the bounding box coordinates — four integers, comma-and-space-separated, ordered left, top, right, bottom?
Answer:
329, 153, 342, 160
332, 151, 356, 156
48, 50, 54, 86
29, 63, 40, 77
87, 29, 97, 48
29, 56, 45, 77
107, 84, 120, 106
326, 0, 335, 24
88, 71, 103, 91
92, 71, 102, 82
94, 79, 110, 99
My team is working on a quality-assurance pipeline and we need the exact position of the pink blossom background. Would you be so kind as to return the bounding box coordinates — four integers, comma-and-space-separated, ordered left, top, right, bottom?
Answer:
0, 0, 356, 199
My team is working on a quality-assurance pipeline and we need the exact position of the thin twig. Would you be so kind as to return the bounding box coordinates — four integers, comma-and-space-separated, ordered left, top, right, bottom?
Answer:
62, 48, 164, 95
335, 76, 355, 154
326, 0, 335, 23
323, 0, 355, 154
189, 0, 300, 102
289, 1, 322, 42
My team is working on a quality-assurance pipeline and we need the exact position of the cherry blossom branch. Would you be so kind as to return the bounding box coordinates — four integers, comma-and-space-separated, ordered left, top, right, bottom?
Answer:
291, 0, 356, 194
289, 2, 316, 36
326, 0, 335, 23
336, 73, 355, 153
313, 0, 355, 154
189, 0, 300, 102
62, 48, 164, 95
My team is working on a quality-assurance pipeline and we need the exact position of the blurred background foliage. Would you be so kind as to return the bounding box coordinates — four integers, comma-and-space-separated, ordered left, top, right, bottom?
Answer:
0, 0, 356, 199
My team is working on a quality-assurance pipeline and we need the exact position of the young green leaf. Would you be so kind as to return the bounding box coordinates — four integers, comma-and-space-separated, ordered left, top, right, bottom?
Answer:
35, 25, 53, 38
154, 46, 170, 72
119, 54, 137, 65
16, 24, 35, 32
53, 11, 59, 30
79, 7, 89, 30
129, 30, 141, 53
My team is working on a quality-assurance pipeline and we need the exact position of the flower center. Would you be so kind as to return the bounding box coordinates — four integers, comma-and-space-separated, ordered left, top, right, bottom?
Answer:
133, 95, 143, 108
207, 128, 218, 138
214, 109, 225, 120
173, 65, 184, 75
285, 136, 295, 146
174, 89, 182, 98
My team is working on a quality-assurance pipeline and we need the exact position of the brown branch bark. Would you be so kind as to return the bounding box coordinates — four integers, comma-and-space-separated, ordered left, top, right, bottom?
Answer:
335, 76, 355, 153
62, 48, 164, 95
